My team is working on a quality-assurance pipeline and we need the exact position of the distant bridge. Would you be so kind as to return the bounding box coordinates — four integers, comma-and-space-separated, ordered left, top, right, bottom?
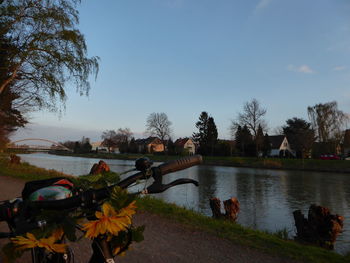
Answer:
7, 138, 72, 152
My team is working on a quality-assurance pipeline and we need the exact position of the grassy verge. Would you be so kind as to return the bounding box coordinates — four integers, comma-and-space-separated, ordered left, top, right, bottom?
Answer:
0, 155, 71, 181
137, 196, 349, 263
49, 151, 350, 173
0, 155, 349, 262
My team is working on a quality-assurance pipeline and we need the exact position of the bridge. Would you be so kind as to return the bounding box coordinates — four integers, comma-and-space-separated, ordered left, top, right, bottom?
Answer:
7, 138, 73, 152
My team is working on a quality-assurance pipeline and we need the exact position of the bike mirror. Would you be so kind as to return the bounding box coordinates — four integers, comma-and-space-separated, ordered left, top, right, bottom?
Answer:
135, 157, 153, 171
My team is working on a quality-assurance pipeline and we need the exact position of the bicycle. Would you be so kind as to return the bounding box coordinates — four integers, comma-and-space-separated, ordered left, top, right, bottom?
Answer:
0, 155, 202, 263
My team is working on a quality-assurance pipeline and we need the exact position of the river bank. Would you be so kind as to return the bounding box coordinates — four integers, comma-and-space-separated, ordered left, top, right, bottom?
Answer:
48, 151, 350, 174
0, 156, 348, 262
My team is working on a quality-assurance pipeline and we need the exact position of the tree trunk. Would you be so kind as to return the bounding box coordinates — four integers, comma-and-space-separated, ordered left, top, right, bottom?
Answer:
209, 197, 239, 222
293, 204, 344, 249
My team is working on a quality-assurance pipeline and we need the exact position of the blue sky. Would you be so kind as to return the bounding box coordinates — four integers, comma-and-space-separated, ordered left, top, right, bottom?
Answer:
14, 0, 350, 142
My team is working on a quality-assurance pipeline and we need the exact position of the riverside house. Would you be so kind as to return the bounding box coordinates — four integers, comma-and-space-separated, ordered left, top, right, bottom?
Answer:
135, 137, 164, 153
174, 138, 196, 155
268, 135, 294, 157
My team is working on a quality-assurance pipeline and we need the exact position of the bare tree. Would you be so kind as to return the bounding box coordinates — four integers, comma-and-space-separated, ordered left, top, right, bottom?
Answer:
115, 128, 133, 144
307, 101, 349, 143
146, 112, 172, 142
101, 130, 118, 153
231, 98, 267, 138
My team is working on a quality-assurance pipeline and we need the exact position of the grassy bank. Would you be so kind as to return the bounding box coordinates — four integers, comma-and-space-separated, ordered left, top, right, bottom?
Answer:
0, 156, 349, 262
0, 155, 71, 181
137, 197, 349, 263
50, 151, 350, 173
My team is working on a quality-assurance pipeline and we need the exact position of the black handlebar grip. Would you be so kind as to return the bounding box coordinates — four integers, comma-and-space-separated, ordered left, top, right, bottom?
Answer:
0, 204, 9, 222
157, 155, 202, 176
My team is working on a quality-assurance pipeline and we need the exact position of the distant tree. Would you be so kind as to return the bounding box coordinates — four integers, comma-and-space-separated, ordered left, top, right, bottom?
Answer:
231, 98, 267, 139
262, 133, 271, 157
73, 141, 80, 154
235, 125, 254, 156
255, 124, 264, 157
61, 140, 76, 150
128, 138, 138, 153
214, 140, 233, 156
192, 112, 218, 155
115, 128, 133, 153
146, 112, 172, 143
283, 117, 315, 158
101, 130, 118, 153
167, 138, 176, 155
307, 101, 348, 143
193, 111, 209, 146
207, 117, 218, 155
80, 137, 92, 153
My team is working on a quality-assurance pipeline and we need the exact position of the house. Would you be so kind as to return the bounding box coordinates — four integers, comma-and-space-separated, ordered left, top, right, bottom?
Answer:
91, 141, 118, 153
174, 138, 196, 155
135, 137, 164, 153
268, 135, 294, 157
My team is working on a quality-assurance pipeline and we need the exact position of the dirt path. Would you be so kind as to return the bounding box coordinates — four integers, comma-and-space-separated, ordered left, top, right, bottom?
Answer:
0, 175, 298, 263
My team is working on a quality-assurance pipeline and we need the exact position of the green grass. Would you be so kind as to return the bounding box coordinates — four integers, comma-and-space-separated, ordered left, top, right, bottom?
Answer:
1, 154, 349, 262
0, 155, 71, 181
136, 196, 350, 263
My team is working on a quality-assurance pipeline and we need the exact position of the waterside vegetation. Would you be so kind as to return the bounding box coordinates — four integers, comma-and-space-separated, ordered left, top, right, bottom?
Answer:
45, 151, 350, 173
0, 156, 349, 263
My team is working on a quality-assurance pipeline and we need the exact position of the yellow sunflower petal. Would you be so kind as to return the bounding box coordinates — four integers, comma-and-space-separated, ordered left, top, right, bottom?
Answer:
102, 202, 117, 217
113, 246, 121, 255
50, 243, 67, 254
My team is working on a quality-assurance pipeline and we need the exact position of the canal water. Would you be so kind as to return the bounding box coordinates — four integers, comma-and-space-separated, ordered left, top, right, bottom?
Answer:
19, 153, 350, 254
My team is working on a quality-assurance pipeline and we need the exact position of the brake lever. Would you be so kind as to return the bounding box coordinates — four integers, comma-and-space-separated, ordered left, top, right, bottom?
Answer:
146, 178, 199, 194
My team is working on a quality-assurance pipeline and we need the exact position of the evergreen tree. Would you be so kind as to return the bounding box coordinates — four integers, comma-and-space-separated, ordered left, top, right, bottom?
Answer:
283, 117, 315, 158
255, 124, 264, 157
128, 138, 138, 153
207, 117, 218, 155
167, 138, 176, 155
235, 125, 253, 156
262, 133, 271, 157
192, 112, 218, 155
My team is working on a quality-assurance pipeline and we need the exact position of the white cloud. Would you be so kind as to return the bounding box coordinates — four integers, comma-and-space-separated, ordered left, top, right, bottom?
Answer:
255, 0, 273, 11
332, 66, 346, 71
287, 64, 316, 74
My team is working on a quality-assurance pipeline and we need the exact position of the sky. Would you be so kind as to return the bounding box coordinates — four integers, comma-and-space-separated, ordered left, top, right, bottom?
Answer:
13, 0, 350, 143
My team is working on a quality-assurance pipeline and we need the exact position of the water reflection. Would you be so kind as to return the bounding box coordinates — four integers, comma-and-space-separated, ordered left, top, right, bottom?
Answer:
19, 153, 350, 253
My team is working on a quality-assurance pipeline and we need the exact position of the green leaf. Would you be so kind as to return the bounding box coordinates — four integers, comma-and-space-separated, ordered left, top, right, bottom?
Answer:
109, 186, 135, 210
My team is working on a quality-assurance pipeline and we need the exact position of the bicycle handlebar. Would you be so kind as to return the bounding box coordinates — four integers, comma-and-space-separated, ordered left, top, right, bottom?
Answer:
0, 155, 202, 222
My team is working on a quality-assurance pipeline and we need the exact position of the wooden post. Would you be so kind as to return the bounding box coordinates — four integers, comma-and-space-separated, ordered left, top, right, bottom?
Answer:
89, 160, 110, 175
209, 198, 222, 219
209, 197, 239, 222
223, 197, 240, 222
293, 204, 344, 249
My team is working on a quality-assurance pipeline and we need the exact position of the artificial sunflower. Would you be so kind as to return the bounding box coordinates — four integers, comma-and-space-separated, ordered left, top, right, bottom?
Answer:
11, 228, 66, 253
82, 201, 137, 239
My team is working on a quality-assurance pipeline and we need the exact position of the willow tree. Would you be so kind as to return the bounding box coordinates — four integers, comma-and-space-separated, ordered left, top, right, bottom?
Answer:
307, 101, 348, 143
0, 0, 99, 112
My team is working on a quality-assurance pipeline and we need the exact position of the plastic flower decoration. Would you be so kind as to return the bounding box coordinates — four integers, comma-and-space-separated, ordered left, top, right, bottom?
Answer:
11, 228, 66, 253
82, 201, 137, 239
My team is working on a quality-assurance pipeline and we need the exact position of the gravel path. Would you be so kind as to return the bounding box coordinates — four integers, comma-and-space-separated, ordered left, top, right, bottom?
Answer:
0, 175, 298, 263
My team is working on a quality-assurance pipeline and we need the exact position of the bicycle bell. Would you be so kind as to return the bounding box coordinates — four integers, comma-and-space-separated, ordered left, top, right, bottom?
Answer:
135, 157, 153, 171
